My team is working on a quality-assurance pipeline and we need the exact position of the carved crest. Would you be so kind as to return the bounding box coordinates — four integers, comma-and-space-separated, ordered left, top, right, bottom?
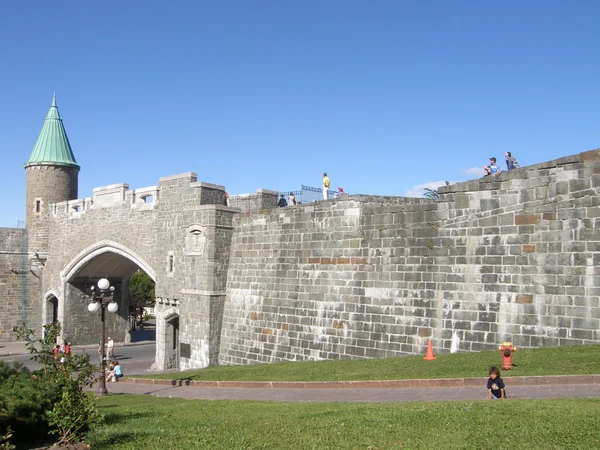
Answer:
185, 224, 206, 256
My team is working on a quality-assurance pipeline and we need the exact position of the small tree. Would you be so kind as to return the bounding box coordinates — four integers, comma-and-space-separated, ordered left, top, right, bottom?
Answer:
13, 323, 102, 445
423, 188, 440, 199
0, 427, 15, 450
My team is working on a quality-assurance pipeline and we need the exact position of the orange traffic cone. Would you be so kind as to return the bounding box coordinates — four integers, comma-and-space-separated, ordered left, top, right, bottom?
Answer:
424, 339, 436, 361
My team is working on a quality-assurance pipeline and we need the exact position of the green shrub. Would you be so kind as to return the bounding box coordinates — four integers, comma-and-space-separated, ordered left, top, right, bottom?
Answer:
0, 361, 57, 442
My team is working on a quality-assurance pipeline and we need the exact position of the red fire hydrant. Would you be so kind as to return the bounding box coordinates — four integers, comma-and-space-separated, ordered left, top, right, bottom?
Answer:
498, 342, 517, 370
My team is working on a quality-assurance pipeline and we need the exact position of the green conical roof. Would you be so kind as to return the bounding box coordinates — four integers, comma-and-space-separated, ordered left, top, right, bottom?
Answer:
24, 94, 80, 169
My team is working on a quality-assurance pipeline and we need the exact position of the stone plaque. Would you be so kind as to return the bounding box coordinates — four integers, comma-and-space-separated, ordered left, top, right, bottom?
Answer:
180, 342, 191, 359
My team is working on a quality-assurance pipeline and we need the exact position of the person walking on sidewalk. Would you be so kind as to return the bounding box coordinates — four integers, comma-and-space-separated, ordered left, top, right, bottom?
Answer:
107, 337, 115, 360
322, 172, 331, 200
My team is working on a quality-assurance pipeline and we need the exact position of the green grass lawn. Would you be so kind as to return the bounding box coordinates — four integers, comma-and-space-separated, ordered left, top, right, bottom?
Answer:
137, 344, 600, 382
90, 395, 600, 449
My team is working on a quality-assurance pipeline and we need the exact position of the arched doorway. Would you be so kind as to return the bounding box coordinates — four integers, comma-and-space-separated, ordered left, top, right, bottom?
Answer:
59, 242, 156, 346
164, 314, 179, 369
46, 295, 58, 323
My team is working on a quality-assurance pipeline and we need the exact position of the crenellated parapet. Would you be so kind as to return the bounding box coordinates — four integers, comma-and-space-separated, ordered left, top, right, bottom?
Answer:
50, 182, 161, 218
227, 189, 278, 212
49, 172, 231, 219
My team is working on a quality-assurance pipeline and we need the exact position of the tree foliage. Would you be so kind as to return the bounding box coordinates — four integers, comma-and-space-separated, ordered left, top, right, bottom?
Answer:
128, 270, 155, 320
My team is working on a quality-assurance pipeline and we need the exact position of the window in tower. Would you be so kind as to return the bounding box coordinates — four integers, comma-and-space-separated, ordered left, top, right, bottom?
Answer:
167, 251, 175, 277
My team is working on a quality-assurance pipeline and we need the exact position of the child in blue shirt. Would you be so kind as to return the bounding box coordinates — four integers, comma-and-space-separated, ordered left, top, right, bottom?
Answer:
487, 366, 506, 399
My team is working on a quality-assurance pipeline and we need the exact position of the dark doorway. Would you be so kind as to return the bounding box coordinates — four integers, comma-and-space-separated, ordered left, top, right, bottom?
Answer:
165, 315, 179, 369
47, 296, 58, 323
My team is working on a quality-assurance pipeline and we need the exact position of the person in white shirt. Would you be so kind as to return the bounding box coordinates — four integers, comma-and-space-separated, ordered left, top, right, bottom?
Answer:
107, 337, 114, 360
288, 192, 297, 206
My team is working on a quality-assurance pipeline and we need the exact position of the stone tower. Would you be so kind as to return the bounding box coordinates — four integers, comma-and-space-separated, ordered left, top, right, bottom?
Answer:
24, 94, 80, 258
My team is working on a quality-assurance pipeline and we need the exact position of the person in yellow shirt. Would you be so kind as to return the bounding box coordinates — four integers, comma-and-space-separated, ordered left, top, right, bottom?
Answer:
322, 172, 330, 200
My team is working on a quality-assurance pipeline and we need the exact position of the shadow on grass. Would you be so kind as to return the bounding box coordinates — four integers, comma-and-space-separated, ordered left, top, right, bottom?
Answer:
88, 431, 142, 449
100, 411, 155, 426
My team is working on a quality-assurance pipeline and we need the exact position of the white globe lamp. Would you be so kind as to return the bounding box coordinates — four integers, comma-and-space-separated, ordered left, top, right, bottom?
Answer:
97, 278, 110, 290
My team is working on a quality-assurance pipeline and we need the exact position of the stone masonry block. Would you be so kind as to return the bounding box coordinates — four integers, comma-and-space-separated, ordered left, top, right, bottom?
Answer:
515, 214, 540, 226
516, 294, 534, 304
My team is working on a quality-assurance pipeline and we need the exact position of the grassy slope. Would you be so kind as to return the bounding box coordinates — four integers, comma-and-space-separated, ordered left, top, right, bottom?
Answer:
90, 396, 600, 449
140, 344, 600, 381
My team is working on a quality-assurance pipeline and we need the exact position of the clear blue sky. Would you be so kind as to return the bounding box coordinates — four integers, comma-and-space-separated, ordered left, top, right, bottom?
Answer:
1, 1, 599, 227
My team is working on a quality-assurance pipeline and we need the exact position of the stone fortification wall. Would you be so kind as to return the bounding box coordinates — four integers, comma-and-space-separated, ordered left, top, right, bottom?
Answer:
0, 229, 41, 342
219, 149, 600, 365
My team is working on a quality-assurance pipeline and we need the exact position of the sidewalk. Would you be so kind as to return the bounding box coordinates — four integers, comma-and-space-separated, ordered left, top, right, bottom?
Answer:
7, 340, 600, 403
0, 340, 154, 357
101, 376, 600, 403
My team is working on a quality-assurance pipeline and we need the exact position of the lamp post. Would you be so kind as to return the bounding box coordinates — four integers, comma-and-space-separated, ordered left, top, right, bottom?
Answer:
88, 278, 117, 395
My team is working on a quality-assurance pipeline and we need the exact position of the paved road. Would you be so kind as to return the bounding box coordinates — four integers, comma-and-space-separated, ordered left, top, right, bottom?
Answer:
102, 380, 600, 403
0, 343, 157, 376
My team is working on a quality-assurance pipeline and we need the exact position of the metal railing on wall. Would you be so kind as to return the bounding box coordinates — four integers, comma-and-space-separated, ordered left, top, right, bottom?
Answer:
278, 185, 337, 204
228, 185, 344, 212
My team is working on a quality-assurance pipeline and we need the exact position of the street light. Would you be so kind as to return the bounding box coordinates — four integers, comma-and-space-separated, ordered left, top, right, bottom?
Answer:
88, 278, 117, 395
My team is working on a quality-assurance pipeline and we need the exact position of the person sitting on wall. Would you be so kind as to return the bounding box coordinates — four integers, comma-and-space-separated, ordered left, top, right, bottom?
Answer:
334, 187, 346, 198
484, 157, 501, 176
277, 194, 288, 208
505, 152, 520, 171
288, 192, 297, 206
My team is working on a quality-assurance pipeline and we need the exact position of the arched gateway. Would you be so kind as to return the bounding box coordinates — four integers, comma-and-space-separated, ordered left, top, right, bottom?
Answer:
37, 173, 235, 371
46, 241, 157, 347
8, 95, 238, 371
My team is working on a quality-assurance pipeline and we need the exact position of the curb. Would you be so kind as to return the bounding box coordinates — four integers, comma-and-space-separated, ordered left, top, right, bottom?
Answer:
120, 374, 600, 389
0, 352, 25, 357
